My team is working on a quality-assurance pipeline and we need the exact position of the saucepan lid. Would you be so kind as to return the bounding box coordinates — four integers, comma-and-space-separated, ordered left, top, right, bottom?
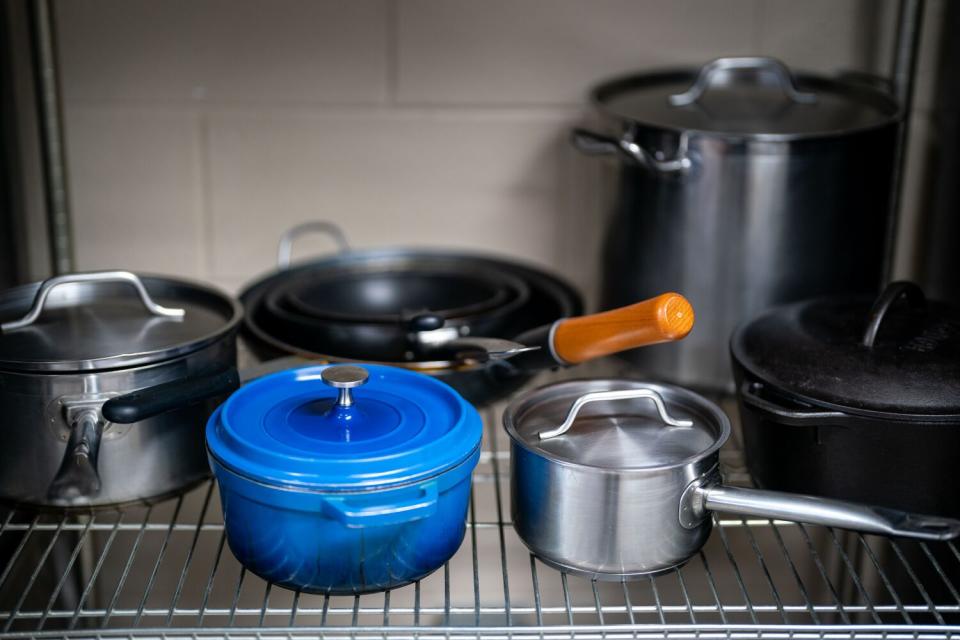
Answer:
0, 271, 241, 373
503, 379, 730, 471
206, 363, 483, 491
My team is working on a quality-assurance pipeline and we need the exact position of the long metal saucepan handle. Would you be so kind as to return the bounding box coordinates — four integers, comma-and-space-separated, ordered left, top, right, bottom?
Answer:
276, 221, 351, 269
699, 484, 960, 542
1, 270, 184, 332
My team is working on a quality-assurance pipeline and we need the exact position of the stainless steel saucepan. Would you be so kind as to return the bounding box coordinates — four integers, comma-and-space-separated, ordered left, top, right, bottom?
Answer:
504, 379, 960, 580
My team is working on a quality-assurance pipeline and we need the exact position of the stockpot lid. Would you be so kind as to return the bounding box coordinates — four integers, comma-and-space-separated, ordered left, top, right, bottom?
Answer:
0, 271, 241, 373
594, 57, 900, 139
206, 364, 483, 490
731, 282, 960, 419
503, 379, 730, 471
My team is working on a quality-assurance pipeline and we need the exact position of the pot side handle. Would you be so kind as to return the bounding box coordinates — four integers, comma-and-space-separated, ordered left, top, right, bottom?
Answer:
570, 128, 692, 174
552, 293, 694, 365
739, 381, 853, 425
321, 482, 438, 527
700, 484, 960, 542
102, 367, 239, 424
276, 221, 351, 269
47, 409, 103, 503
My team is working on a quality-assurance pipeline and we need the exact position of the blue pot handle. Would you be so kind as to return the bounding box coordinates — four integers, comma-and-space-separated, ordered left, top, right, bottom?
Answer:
322, 482, 439, 528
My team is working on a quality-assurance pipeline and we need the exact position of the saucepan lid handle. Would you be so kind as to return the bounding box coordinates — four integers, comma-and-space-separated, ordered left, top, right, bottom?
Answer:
538, 387, 693, 440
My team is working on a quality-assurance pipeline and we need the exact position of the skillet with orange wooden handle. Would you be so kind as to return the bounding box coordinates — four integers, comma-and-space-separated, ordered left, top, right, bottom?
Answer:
445, 292, 694, 369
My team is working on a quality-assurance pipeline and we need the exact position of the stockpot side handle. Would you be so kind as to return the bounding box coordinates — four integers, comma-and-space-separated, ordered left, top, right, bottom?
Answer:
739, 381, 853, 425
1, 271, 185, 332
102, 367, 240, 424
276, 221, 351, 269
862, 281, 927, 348
697, 484, 960, 542
570, 128, 692, 174
538, 388, 693, 440
669, 57, 818, 107
47, 409, 103, 503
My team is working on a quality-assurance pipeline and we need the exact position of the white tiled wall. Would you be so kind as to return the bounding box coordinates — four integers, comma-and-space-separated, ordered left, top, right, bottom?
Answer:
58, 0, 904, 299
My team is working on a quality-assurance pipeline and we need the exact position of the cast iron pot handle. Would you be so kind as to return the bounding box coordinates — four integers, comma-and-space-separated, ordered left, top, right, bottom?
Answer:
571, 128, 692, 174
1, 270, 184, 332
862, 281, 927, 348
739, 381, 852, 425
668, 57, 817, 107
276, 221, 351, 269
102, 367, 240, 424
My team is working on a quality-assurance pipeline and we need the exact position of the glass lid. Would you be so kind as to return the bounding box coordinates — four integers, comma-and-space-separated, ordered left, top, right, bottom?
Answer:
503, 379, 730, 470
206, 364, 483, 490
0, 271, 240, 372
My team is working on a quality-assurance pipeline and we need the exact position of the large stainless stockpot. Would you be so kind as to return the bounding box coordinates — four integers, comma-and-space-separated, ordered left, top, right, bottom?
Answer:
574, 57, 901, 392
504, 379, 960, 580
0, 271, 241, 510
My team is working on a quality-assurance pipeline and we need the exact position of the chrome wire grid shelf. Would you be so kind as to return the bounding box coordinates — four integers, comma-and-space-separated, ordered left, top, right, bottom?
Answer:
2, 401, 960, 640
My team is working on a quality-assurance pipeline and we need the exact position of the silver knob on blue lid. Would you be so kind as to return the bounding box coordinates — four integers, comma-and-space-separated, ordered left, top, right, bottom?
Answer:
321, 365, 369, 408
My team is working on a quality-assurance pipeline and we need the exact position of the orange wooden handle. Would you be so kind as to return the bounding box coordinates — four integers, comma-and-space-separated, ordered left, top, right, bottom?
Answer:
552, 293, 694, 365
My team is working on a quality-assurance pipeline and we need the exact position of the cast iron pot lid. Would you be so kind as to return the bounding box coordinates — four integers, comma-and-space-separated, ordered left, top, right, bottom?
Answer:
0, 271, 241, 373
206, 363, 483, 490
594, 57, 900, 139
503, 379, 730, 471
731, 282, 960, 419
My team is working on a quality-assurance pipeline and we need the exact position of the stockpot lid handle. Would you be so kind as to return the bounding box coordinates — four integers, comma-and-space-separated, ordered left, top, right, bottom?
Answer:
668, 57, 818, 107
276, 221, 351, 269
538, 387, 693, 440
0, 270, 185, 332
861, 281, 927, 348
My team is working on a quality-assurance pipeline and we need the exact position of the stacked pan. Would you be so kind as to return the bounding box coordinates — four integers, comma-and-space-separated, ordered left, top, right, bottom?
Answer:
240, 222, 696, 406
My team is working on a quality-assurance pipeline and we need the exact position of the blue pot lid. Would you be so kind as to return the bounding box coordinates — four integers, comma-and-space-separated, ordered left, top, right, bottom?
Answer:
206, 364, 482, 491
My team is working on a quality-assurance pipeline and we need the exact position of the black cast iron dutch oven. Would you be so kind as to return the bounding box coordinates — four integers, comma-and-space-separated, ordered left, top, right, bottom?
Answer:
731, 281, 960, 517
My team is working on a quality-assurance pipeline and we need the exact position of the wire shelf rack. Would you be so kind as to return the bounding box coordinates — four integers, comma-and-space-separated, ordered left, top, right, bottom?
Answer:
1, 400, 959, 639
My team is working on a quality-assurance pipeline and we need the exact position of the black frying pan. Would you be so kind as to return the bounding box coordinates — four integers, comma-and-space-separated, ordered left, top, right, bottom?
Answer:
240, 223, 693, 406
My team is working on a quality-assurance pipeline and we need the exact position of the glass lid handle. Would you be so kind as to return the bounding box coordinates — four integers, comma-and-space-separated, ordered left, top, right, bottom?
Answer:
538, 388, 693, 440
321, 365, 369, 408
1, 270, 185, 332
668, 57, 818, 107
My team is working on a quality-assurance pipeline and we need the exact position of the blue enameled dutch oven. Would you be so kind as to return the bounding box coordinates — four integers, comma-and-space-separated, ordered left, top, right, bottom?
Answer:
206, 363, 482, 594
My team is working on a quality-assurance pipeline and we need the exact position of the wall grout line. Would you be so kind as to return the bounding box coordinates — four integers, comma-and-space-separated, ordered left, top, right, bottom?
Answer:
197, 112, 216, 280
386, 0, 399, 106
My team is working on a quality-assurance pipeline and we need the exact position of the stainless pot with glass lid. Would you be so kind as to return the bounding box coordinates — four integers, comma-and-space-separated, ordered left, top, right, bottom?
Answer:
0, 271, 241, 510
504, 379, 960, 579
